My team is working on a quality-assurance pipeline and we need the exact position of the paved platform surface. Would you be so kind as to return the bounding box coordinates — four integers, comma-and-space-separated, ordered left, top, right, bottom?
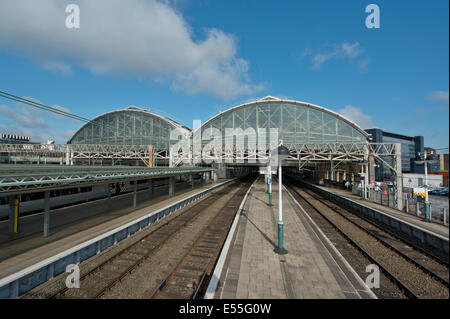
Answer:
216, 177, 371, 299
315, 184, 449, 238
0, 180, 224, 280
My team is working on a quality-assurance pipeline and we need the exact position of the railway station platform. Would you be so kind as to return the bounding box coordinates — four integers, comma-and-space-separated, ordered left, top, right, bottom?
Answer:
313, 184, 449, 239
0, 179, 226, 281
212, 177, 375, 299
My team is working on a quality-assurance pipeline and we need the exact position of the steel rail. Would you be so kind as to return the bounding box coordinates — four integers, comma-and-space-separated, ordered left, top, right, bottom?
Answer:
312, 187, 450, 266
286, 182, 419, 299
301, 187, 449, 287
51, 181, 236, 299
147, 180, 252, 299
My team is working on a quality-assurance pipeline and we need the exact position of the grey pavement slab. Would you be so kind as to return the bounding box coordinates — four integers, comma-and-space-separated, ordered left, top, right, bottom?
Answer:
0, 180, 222, 279
316, 184, 449, 238
219, 177, 362, 299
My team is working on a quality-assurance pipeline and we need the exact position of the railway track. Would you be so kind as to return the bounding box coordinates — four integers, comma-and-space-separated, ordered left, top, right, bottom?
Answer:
148, 179, 252, 299
48, 178, 252, 299
286, 180, 449, 299
301, 187, 449, 285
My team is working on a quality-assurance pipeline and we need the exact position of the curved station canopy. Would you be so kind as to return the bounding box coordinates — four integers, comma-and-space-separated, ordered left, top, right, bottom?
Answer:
1, 98, 402, 209
199, 96, 369, 146
182, 96, 374, 167
68, 106, 191, 150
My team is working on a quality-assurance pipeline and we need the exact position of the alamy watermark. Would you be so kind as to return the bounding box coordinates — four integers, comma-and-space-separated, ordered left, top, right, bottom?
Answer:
365, 4, 380, 29
63, 4, 379, 30
365, 264, 380, 288
65, 4, 80, 29
65, 264, 80, 289
170, 120, 282, 166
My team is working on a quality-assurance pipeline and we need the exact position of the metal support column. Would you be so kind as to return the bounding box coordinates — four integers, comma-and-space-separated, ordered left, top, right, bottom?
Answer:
65, 144, 71, 166
274, 160, 287, 255
394, 143, 403, 211
44, 191, 50, 237
268, 165, 273, 206
106, 184, 111, 204
133, 182, 137, 208
330, 161, 334, 181
189, 174, 194, 188
148, 179, 154, 195
369, 154, 375, 184
8, 195, 19, 233
265, 173, 268, 193
169, 176, 175, 196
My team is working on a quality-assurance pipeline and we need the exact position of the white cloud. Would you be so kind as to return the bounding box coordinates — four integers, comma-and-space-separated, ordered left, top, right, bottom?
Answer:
0, 97, 76, 143
302, 41, 365, 69
52, 104, 72, 114
0, 125, 49, 143
427, 91, 449, 104
0, 0, 262, 99
357, 59, 370, 72
57, 129, 76, 141
42, 61, 73, 76
337, 105, 375, 129
0, 104, 48, 128
341, 42, 362, 58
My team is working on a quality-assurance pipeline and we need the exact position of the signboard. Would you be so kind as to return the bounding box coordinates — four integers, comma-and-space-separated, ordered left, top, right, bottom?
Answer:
413, 187, 426, 198
259, 167, 277, 175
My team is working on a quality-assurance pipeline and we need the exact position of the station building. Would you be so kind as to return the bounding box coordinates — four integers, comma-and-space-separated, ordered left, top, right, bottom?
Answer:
68, 106, 191, 147
67, 106, 191, 166
0, 134, 33, 144
365, 128, 424, 179
66, 97, 377, 182
196, 96, 371, 181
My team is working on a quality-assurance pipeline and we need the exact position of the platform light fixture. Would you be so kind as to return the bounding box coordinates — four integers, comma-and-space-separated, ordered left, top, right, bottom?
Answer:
357, 159, 368, 199
271, 143, 290, 255
414, 152, 439, 222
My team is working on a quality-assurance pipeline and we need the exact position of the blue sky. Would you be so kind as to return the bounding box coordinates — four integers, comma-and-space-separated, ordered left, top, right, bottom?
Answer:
0, 0, 448, 150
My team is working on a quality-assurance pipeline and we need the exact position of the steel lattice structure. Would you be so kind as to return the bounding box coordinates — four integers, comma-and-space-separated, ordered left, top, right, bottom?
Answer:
0, 166, 212, 195
0, 144, 167, 166
0, 97, 405, 208
170, 142, 399, 166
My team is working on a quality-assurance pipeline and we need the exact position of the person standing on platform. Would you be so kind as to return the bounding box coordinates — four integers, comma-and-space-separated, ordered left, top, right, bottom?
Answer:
345, 181, 350, 190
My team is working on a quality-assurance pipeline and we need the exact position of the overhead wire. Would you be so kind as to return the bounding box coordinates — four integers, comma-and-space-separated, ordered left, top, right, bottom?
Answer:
0, 90, 90, 123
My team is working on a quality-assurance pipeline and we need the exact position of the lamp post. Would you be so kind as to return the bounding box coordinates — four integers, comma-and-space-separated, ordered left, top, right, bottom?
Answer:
272, 144, 290, 255
266, 161, 273, 206
358, 159, 368, 200
414, 153, 439, 222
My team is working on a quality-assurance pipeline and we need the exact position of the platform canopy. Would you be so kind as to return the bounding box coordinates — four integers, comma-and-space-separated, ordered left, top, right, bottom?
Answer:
176, 96, 372, 165
199, 96, 369, 146
68, 106, 191, 149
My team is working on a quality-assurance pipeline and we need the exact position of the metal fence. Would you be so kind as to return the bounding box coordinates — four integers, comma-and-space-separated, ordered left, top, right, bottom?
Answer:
332, 180, 449, 227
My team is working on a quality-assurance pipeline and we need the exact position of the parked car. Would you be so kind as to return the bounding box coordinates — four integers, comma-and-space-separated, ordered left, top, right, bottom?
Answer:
434, 188, 449, 196
429, 187, 441, 195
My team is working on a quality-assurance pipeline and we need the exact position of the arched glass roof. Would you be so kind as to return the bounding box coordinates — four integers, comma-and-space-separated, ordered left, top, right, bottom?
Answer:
199, 97, 369, 145
68, 106, 191, 149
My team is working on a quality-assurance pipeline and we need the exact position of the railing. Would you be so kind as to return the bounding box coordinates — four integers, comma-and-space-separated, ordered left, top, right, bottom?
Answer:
0, 166, 212, 194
